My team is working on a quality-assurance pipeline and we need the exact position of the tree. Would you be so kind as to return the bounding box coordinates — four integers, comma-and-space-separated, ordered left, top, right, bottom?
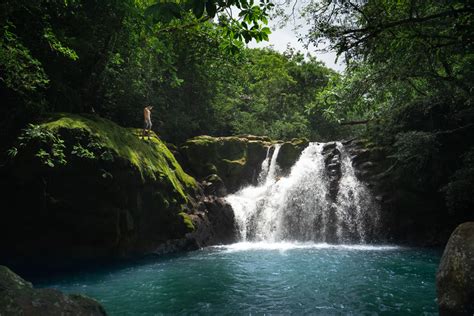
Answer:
145, 0, 274, 52
297, 0, 474, 223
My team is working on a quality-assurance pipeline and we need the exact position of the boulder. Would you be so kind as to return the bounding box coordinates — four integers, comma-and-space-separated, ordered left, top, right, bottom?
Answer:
0, 265, 106, 315
186, 196, 238, 247
202, 174, 227, 197
437, 222, 474, 315
0, 114, 199, 263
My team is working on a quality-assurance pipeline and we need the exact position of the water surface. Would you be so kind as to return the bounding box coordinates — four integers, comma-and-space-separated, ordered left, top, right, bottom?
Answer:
35, 242, 440, 315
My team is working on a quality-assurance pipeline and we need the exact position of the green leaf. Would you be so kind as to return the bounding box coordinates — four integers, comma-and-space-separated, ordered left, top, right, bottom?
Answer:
145, 2, 182, 23
243, 32, 252, 43
262, 27, 271, 35
205, 0, 217, 17
193, 1, 205, 18
7, 147, 18, 158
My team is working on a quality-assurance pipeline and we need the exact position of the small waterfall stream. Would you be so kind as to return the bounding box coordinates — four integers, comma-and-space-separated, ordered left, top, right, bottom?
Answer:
226, 142, 380, 243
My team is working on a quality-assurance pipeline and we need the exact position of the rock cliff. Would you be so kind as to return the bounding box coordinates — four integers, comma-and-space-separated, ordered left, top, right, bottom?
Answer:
343, 138, 460, 246
0, 114, 236, 266
179, 135, 308, 193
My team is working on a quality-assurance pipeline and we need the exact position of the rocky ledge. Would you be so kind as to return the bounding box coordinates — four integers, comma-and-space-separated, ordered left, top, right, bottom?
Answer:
0, 265, 106, 315
179, 135, 308, 193
0, 114, 236, 265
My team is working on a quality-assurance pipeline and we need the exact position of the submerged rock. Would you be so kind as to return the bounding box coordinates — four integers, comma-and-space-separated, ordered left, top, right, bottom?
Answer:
0, 265, 106, 315
437, 222, 474, 315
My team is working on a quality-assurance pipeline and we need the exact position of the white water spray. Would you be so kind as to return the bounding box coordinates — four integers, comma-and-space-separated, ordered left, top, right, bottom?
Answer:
226, 142, 380, 243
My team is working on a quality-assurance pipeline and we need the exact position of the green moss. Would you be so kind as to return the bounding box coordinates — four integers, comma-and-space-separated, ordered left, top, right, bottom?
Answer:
185, 135, 219, 146
178, 212, 195, 231
222, 157, 246, 166
291, 137, 309, 146
41, 113, 197, 200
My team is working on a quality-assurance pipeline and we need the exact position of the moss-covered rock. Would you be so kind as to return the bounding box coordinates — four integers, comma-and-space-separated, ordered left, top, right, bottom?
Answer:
187, 196, 238, 247
0, 114, 198, 263
0, 265, 106, 315
180, 135, 308, 192
180, 135, 270, 192
437, 222, 474, 315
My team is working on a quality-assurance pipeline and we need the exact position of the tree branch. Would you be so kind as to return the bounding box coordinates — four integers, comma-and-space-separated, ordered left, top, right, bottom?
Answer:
435, 123, 474, 136
340, 119, 371, 126
341, 7, 474, 36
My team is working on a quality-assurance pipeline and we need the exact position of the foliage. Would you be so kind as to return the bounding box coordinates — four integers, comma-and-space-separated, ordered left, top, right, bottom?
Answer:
444, 147, 474, 216
71, 143, 96, 160
209, 48, 345, 141
0, 23, 49, 97
1, 0, 346, 150
42, 26, 79, 61
13, 124, 66, 167
300, 0, 473, 122
387, 130, 442, 189
146, 0, 274, 53
390, 131, 438, 172
297, 0, 474, 221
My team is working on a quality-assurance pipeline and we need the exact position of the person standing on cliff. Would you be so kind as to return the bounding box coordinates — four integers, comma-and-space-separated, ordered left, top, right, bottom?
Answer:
142, 105, 153, 140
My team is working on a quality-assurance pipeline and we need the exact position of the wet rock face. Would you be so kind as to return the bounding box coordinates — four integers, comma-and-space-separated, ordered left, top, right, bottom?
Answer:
321, 142, 343, 243
180, 135, 308, 193
0, 266, 106, 315
180, 136, 269, 193
185, 194, 238, 248
276, 139, 309, 175
343, 138, 471, 246
322, 142, 342, 201
342, 138, 443, 245
437, 222, 474, 316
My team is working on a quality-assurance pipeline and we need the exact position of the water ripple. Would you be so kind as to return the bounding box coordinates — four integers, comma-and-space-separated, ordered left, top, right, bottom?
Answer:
35, 245, 440, 315
214, 241, 401, 252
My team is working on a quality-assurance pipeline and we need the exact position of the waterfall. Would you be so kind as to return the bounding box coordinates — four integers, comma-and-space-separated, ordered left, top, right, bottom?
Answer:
334, 143, 380, 243
266, 144, 281, 184
226, 142, 380, 243
257, 146, 272, 184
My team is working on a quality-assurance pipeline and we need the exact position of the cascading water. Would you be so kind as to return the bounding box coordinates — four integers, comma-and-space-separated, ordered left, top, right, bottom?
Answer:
334, 143, 380, 243
226, 142, 380, 243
